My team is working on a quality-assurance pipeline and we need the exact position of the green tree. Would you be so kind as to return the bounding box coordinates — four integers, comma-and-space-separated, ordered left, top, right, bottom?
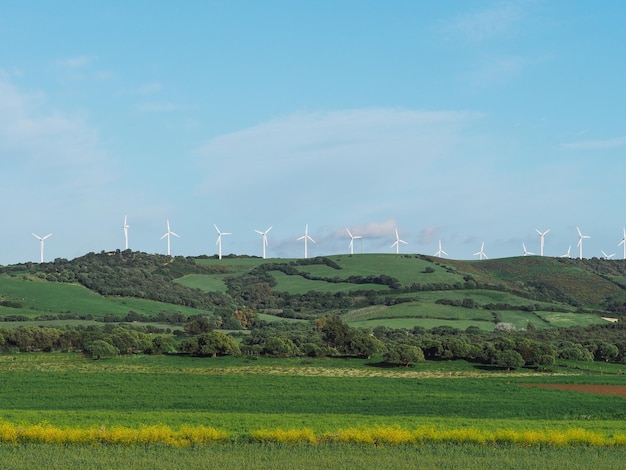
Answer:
85, 340, 119, 360
494, 349, 525, 370
384, 344, 425, 367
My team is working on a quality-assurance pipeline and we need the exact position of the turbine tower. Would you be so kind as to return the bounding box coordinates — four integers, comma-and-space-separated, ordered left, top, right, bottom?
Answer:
32, 233, 52, 263
434, 240, 448, 257
254, 226, 272, 259
346, 229, 362, 255
214, 225, 231, 260
618, 228, 626, 260
473, 241, 488, 260
123, 215, 130, 250
535, 229, 550, 256
576, 227, 590, 259
297, 224, 315, 259
391, 229, 407, 255
522, 243, 534, 256
161, 219, 180, 257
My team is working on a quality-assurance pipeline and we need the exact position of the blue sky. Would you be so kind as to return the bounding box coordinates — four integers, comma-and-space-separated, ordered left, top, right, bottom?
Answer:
1, 1, 626, 264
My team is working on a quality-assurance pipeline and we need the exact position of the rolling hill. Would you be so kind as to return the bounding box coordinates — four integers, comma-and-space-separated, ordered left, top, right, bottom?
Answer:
0, 250, 624, 332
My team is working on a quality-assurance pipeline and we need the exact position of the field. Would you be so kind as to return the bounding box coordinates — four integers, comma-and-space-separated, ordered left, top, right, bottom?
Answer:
0, 354, 625, 467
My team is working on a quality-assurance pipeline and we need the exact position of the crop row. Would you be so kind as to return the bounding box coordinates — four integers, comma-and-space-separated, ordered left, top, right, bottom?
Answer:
1, 422, 625, 448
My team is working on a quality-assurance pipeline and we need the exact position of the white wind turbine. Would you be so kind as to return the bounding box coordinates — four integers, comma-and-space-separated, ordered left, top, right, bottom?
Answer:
601, 250, 616, 260
560, 245, 572, 258
297, 224, 315, 259
577, 227, 590, 259
434, 240, 448, 258
254, 226, 272, 259
214, 225, 231, 260
473, 241, 488, 260
32, 233, 52, 263
535, 229, 550, 256
346, 229, 362, 255
161, 219, 180, 256
618, 228, 626, 260
391, 229, 407, 255
123, 215, 130, 250
522, 243, 534, 256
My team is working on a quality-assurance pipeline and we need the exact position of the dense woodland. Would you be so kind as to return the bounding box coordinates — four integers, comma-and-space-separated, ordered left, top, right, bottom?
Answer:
1, 250, 626, 368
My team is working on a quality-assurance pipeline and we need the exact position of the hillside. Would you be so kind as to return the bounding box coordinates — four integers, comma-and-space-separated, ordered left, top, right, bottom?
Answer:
0, 251, 624, 332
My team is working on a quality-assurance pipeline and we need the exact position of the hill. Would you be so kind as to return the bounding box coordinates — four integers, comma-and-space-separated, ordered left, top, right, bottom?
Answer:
1, 250, 624, 332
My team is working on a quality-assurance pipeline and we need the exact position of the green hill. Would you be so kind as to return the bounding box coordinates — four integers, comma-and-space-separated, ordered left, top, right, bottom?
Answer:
1, 251, 624, 331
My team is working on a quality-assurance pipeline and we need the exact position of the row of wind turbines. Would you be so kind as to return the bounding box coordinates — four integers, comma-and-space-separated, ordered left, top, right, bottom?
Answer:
472, 227, 626, 261
29, 217, 626, 263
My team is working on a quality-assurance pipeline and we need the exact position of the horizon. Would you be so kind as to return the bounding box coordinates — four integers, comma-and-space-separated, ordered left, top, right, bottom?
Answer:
2, 2, 625, 264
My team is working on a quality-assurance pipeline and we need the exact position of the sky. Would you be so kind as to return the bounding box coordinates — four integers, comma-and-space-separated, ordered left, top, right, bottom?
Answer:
1, 1, 626, 265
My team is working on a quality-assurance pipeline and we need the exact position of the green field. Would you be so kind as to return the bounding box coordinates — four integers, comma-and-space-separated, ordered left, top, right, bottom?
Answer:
0, 354, 625, 468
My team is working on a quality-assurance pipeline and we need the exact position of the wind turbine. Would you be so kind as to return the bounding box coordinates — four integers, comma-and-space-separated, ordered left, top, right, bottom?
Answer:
601, 250, 616, 260
161, 219, 180, 257
473, 241, 488, 260
346, 229, 362, 255
535, 229, 550, 256
297, 224, 315, 259
560, 245, 572, 258
32, 233, 52, 263
434, 240, 448, 257
576, 227, 590, 259
123, 215, 130, 250
522, 243, 534, 256
391, 229, 407, 255
618, 228, 626, 260
214, 225, 231, 260
254, 226, 272, 259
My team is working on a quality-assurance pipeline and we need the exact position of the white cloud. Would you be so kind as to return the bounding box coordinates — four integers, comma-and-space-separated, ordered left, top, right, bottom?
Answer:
134, 101, 190, 112
55, 55, 94, 68
561, 137, 626, 151
441, 1, 526, 42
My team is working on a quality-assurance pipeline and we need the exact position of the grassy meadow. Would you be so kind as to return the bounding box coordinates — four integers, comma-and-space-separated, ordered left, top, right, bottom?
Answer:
0, 354, 625, 467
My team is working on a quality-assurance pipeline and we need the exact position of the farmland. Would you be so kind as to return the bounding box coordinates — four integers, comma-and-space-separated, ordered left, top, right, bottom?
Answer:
0, 354, 625, 468
1, 252, 626, 467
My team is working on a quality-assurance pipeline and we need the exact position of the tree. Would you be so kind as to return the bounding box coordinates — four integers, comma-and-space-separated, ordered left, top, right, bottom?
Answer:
494, 350, 525, 370
85, 340, 119, 360
184, 331, 241, 357
384, 344, 425, 367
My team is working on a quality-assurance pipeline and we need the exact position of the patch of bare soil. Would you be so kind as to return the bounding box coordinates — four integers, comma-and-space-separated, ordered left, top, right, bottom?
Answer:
520, 383, 626, 397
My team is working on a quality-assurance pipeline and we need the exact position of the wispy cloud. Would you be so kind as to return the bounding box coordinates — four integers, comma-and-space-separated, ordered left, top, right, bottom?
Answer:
561, 137, 626, 151
55, 55, 94, 68
441, 1, 527, 42
134, 101, 190, 112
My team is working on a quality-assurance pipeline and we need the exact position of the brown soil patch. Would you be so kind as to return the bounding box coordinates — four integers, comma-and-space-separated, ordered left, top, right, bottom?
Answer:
520, 383, 626, 397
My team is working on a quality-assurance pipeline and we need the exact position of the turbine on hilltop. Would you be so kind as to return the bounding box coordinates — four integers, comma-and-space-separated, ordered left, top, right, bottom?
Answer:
346, 229, 362, 255
577, 227, 590, 259
535, 229, 550, 256
473, 241, 488, 260
161, 220, 180, 257
32, 233, 52, 263
123, 215, 130, 250
297, 224, 315, 259
391, 229, 407, 255
618, 228, 626, 260
522, 243, 534, 256
254, 226, 272, 259
434, 240, 448, 258
214, 225, 231, 260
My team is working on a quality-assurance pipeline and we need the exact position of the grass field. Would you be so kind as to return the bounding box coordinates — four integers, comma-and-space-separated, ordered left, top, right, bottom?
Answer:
0, 353, 625, 468
1, 443, 624, 470
0, 275, 212, 320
